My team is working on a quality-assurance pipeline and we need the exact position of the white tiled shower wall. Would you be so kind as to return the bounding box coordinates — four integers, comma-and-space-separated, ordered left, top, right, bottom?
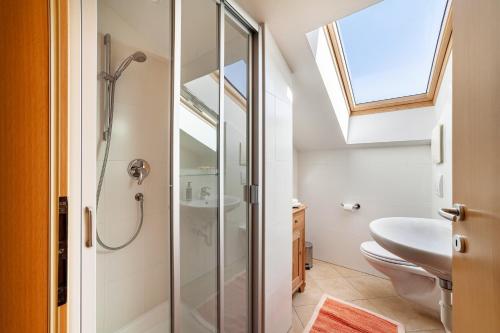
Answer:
264, 27, 294, 333
96, 34, 171, 333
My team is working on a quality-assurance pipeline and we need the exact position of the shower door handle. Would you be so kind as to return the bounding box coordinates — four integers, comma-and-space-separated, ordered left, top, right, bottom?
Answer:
85, 207, 94, 248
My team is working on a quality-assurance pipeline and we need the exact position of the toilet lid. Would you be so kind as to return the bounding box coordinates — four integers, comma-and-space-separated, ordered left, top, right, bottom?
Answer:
361, 241, 416, 266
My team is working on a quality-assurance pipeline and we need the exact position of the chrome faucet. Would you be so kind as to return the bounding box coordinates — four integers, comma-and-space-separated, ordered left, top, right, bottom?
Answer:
200, 186, 211, 200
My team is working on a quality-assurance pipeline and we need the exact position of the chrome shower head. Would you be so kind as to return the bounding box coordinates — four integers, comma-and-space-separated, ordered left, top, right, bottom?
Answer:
113, 51, 148, 80
132, 51, 147, 63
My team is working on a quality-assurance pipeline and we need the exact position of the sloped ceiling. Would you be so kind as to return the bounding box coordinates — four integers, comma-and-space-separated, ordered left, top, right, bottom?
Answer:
235, 0, 379, 150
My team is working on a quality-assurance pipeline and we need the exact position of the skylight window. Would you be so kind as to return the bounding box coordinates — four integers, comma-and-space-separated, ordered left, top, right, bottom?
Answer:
325, 0, 452, 114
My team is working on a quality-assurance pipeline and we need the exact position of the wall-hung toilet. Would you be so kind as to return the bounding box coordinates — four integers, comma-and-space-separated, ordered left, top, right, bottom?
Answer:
361, 241, 441, 316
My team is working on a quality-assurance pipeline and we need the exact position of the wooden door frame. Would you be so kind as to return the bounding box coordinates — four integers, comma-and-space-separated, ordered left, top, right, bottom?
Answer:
452, 0, 500, 331
0, 0, 64, 331
50, 0, 89, 331
49, 0, 69, 331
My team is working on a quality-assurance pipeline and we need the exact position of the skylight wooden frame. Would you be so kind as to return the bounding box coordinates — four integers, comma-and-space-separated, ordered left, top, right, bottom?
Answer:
324, 2, 453, 116
211, 71, 248, 111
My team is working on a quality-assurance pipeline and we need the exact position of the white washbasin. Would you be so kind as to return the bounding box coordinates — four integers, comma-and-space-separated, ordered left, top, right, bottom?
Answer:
180, 195, 241, 226
369, 217, 452, 281
181, 195, 240, 212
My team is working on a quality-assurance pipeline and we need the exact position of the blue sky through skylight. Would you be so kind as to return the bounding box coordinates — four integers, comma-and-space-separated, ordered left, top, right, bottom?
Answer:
336, 0, 448, 104
225, 60, 247, 98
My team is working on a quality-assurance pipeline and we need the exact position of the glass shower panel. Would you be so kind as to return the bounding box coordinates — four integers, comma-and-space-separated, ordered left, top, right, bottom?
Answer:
179, 0, 219, 331
223, 13, 250, 332
96, 0, 171, 332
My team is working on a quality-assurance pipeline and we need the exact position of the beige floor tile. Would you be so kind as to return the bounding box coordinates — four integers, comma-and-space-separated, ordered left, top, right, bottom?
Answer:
346, 275, 397, 298
293, 287, 323, 306
304, 272, 319, 289
349, 299, 381, 313
294, 304, 317, 328
289, 307, 304, 333
315, 277, 365, 301
308, 260, 341, 280
305, 270, 313, 282
332, 264, 369, 278
369, 297, 444, 332
303, 259, 442, 333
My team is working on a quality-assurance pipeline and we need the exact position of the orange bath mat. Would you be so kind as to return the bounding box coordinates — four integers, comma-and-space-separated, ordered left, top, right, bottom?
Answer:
304, 295, 404, 333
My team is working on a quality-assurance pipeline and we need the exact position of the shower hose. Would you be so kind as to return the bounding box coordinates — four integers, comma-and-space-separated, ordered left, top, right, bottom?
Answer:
96, 78, 145, 251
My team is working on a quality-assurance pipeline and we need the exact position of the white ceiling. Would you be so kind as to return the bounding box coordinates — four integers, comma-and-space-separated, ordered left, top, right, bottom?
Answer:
235, 0, 378, 150
102, 0, 171, 57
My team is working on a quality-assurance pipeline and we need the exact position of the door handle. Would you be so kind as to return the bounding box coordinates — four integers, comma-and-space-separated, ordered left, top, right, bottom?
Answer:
439, 203, 466, 222
85, 207, 93, 248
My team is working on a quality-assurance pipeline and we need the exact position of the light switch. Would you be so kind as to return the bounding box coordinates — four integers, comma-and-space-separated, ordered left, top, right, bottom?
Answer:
432, 124, 443, 164
435, 174, 443, 198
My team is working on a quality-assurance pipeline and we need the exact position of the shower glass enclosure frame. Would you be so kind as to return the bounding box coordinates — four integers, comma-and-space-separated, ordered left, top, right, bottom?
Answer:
75, 0, 263, 331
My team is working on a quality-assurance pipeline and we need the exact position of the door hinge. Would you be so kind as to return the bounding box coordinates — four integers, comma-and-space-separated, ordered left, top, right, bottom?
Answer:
244, 185, 259, 204
58, 196, 68, 306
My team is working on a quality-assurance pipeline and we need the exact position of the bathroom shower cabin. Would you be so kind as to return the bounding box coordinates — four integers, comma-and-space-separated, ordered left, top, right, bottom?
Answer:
81, 0, 262, 331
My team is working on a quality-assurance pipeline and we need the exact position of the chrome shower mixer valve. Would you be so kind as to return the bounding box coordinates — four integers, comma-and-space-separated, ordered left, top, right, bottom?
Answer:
128, 159, 151, 185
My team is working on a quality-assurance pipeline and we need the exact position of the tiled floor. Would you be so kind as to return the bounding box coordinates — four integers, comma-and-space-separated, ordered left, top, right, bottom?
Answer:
291, 259, 444, 333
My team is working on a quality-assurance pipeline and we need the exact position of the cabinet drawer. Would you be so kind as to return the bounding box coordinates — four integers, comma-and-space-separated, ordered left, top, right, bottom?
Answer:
293, 211, 305, 230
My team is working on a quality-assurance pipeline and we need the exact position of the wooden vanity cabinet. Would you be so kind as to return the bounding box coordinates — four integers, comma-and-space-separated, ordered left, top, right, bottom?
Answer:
292, 206, 306, 294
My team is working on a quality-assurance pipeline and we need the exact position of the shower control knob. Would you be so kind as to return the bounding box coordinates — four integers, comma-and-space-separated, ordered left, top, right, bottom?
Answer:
135, 193, 144, 201
128, 159, 150, 185
453, 234, 466, 253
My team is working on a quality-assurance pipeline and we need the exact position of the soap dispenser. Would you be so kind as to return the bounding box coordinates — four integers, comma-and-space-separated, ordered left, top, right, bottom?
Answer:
186, 181, 192, 201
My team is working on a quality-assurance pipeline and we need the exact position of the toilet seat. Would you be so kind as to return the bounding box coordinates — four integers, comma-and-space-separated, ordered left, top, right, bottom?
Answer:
361, 241, 416, 267
360, 241, 440, 315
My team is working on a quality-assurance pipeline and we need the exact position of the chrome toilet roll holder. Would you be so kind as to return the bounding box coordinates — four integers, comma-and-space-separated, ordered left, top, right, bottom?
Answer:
340, 203, 361, 210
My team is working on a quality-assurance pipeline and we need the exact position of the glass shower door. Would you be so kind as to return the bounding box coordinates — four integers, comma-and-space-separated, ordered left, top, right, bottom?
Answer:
223, 12, 251, 332
178, 0, 220, 331
175, 1, 254, 332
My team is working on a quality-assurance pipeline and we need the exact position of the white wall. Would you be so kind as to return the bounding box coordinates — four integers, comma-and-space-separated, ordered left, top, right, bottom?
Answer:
96, 4, 171, 332
347, 107, 436, 145
293, 148, 299, 198
431, 56, 453, 219
298, 146, 432, 275
295, 55, 453, 277
306, 29, 350, 141
264, 26, 294, 333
